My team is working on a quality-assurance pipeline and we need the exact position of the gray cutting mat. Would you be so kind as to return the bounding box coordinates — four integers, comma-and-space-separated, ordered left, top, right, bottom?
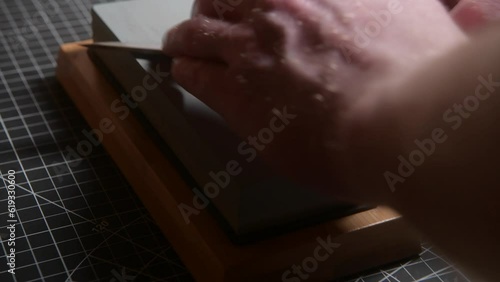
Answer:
0, 0, 472, 281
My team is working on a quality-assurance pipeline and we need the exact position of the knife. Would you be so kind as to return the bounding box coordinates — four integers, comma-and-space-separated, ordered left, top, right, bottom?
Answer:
80, 42, 166, 59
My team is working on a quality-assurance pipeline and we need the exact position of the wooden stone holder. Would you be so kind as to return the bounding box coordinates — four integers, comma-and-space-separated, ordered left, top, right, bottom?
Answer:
56, 41, 421, 282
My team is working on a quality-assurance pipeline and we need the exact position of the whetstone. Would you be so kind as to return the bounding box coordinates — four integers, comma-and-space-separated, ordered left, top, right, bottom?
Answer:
56, 41, 421, 282
90, 0, 365, 237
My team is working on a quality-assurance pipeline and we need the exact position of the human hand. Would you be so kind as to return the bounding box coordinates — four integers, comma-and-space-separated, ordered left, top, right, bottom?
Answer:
163, 0, 466, 203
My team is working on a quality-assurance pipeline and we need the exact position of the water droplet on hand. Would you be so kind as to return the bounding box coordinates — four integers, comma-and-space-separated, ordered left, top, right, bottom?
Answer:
313, 93, 325, 102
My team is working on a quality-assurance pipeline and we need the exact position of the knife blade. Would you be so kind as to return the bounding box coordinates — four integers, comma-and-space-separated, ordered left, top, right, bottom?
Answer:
80, 42, 166, 59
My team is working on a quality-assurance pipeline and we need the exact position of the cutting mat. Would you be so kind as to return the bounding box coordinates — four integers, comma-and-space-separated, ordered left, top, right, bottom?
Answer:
0, 0, 472, 281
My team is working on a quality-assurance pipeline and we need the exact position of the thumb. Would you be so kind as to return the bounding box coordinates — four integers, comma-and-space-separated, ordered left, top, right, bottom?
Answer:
451, 0, 500, 31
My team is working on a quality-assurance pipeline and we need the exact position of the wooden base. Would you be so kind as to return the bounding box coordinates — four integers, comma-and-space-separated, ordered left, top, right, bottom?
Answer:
56, 41, 421, 282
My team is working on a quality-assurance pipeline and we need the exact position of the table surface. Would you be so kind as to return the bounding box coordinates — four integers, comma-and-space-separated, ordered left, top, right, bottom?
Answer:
0, 0, 472, 281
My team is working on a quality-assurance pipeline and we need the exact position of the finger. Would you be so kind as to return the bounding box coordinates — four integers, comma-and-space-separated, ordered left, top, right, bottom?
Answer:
440, 0, 461, 9
171, 57, 248, 118
248, 0, 330, 53
192, 0, 256, 22
255, 0, 326, 29
452, 0, 500, 31
163, 16, 251, 63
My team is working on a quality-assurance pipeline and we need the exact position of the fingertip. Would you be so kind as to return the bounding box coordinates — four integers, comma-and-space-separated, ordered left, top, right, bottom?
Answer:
170, 57, 191, 85
169, 57, 234, 115
451, 0, 500, 32
162, 26, 179, 55
452, 1, 486, 31
162, 17, 238, 61
170, 57, 211, 93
